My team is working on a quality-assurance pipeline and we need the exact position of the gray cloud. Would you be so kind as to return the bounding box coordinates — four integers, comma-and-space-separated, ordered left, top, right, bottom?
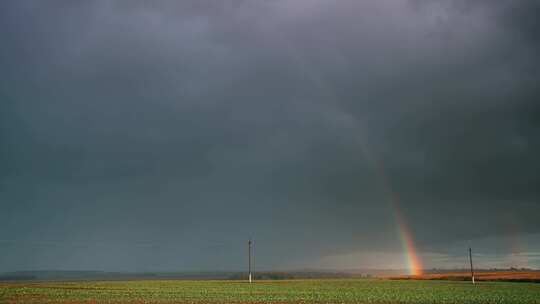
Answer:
1, 0, 539, 272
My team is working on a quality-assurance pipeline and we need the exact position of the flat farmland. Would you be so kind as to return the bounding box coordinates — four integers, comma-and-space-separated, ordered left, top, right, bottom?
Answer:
393, 271, 540, 283
1, 279, 540, 304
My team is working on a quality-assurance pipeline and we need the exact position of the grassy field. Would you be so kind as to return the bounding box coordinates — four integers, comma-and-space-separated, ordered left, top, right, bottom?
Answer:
1, 279, 540, 304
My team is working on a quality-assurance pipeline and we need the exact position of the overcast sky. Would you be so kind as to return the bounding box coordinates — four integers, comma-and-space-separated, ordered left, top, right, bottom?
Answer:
1, 0, 539, 272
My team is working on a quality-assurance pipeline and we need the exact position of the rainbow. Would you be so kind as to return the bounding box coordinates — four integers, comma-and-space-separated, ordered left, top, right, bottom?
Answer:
366, 150, 424, 276
280, 46, 424, 275
392, 202, 423, 276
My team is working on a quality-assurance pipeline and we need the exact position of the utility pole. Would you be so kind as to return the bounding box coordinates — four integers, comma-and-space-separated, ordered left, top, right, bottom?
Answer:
248, 239, 253, 283
469, 247, 475, 284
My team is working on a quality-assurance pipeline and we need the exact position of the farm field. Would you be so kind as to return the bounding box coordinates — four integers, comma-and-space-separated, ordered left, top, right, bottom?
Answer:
392, 271, 540, 283
1, 279, 540, 304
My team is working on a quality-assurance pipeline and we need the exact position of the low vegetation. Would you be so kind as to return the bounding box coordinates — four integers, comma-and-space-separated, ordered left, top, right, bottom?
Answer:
1, 279, 540, 303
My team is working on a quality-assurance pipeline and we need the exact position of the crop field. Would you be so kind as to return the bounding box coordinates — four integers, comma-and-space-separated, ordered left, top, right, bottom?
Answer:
393, 271, 540, 283
1, 279, 540, 304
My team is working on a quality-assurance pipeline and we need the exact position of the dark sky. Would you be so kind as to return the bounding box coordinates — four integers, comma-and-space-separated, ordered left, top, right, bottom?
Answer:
1, 0, 539, 272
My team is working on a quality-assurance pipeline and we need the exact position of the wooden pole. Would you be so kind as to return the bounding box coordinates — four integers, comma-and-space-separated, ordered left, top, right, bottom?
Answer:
248, 239, 252, 283
469, 247, 475, 284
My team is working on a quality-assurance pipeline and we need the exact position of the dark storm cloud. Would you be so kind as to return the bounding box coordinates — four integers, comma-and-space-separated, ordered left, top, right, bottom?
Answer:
1, 0, 539, 271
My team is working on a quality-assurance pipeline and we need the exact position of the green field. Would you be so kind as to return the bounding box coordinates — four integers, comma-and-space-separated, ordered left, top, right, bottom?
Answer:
1, 279, 540, 303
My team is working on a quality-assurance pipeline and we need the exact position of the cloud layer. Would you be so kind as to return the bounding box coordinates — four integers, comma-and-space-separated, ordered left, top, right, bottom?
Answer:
1, 0, 539, 271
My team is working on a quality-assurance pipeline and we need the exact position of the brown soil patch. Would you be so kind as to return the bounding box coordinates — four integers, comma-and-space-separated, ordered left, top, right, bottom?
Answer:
389, 271, 540, 282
